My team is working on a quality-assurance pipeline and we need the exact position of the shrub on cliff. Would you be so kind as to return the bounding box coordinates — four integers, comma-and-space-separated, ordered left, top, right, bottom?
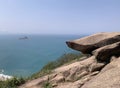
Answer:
31, 52, 85, 79
0, 77, 25, 88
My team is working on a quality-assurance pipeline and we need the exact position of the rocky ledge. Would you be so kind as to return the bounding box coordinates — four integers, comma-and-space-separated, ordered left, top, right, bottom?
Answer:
20, 32, 120, 88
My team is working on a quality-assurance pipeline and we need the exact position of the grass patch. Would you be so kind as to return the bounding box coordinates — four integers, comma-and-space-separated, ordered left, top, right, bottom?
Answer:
43, 81, 53, 88
31, 53, 85, 79
0, 77, 26, 88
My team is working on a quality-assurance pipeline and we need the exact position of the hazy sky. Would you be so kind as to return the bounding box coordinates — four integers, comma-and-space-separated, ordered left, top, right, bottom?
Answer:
0, 0, 120, 34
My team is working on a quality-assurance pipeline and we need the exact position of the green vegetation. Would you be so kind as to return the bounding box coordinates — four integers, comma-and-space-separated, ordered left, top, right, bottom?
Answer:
31, 53, 85, 79
43, 81, 53, 88
0, 53, 86, 87
0, 77, 26, 88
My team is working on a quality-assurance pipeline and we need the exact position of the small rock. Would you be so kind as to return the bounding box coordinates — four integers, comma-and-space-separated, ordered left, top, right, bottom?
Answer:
51, 74, 65, 83
89, 62, 105, 72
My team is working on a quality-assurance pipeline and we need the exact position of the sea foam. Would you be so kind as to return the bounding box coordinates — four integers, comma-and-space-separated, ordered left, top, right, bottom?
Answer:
0, 74, 12, 81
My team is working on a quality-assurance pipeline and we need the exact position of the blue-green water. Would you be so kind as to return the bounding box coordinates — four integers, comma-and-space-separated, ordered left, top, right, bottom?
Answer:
0, 35, 84, 77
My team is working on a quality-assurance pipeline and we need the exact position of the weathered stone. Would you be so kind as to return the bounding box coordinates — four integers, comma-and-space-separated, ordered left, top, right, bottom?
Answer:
89, 62, 105, 72
54, 56, 96, 82
81, 57, 120, 88
50, 74, 65, 83
76, 71, 88, 80
20, 56, 106, 88
93, 42, 120, 62
19, 76, 48, 88
90, 71, 99, 76
56, 83, 75, 88
66, 32, 120, 54
66, 66, 80, 81
52, 83, 58, 87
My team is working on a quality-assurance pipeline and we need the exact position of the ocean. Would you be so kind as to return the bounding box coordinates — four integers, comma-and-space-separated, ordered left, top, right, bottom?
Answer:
0, 35, 85, 77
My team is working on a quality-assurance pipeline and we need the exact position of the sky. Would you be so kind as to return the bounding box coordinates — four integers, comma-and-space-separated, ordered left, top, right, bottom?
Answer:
0, 0, 120, 34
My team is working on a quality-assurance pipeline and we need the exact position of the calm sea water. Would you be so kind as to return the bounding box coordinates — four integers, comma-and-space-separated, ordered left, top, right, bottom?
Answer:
0, 35, 85, 77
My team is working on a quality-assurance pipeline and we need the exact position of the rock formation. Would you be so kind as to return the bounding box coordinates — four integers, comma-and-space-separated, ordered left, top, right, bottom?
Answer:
93, 41, 120, 62
81, 57, 120, 88
66, 32, 120, 54
20, 32, 120, 88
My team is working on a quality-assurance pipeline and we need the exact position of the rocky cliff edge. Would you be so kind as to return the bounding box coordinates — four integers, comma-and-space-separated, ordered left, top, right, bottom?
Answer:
20, 32, 120, 88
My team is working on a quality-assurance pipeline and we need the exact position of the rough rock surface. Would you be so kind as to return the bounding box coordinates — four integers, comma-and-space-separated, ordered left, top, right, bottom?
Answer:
20, 56, 105, 88
81, 57, 120, 88
66, 32, 120, 54
19, 32, 120, 88
93, 42, 120, 62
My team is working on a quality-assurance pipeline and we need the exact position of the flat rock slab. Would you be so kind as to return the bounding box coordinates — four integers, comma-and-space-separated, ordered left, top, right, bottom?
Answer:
66, 32, 120, 54
93, 42, 120, 62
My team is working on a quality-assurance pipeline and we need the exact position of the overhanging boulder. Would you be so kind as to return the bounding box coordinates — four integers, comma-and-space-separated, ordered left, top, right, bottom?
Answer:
66, 32, 120, 54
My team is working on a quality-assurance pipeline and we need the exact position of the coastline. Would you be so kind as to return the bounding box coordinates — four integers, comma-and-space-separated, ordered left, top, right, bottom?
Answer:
0, 73, 12, 81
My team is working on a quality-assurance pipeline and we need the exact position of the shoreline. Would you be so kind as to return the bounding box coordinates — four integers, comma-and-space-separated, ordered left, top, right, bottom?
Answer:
0, 73, 12, 81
